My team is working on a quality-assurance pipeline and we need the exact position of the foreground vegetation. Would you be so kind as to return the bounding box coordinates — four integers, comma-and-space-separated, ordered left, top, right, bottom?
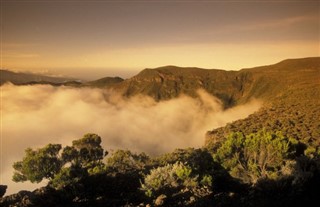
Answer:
1, 130, 319, 207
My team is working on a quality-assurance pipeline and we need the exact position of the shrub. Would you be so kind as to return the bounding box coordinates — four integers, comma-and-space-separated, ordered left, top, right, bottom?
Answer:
214, 129, 298, 183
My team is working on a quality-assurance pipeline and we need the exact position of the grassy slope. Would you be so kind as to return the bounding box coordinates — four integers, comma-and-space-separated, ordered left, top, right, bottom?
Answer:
206, 57, 320, 147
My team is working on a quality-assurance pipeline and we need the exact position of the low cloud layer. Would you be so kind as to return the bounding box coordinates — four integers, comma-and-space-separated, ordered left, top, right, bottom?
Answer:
0, 84, 261, 194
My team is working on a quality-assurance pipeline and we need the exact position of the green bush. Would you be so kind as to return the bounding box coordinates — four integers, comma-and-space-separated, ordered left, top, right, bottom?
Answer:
141, 162, 197, 197
214, 129, 298, 183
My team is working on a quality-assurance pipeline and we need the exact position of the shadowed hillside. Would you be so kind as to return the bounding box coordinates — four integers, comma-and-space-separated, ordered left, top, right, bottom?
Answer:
115, 66, 242, 107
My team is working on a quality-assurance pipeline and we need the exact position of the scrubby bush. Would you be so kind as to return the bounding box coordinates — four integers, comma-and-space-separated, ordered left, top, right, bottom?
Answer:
141, 161, 213, 205
106, 149, 150, 174
214, 130, 298, 183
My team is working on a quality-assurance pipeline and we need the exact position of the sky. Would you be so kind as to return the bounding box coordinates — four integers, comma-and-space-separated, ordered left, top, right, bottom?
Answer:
1, 0, 319, 79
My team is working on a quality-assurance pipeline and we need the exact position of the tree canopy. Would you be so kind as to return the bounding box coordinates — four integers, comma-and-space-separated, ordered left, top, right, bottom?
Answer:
12, 133, 106, 185
13, 144, 62, 183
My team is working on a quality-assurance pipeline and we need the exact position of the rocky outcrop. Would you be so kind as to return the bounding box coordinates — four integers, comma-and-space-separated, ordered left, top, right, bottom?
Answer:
0, 190, 34, 207
0, 185, 7, 198
0, 187, 71, 207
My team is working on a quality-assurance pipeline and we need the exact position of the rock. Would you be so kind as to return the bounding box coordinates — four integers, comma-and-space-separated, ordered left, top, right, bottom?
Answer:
0, 185, 7, 197
155, 194, 167, 206
0, 190, 33, 207
189, 196, 196, 203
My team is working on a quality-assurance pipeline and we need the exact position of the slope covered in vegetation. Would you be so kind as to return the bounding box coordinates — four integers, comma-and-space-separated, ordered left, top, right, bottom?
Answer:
206, 58, 320, 149
1, 57, 319, 206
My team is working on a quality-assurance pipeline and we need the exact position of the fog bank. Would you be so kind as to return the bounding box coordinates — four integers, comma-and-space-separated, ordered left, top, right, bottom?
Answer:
0, 84, 261, 194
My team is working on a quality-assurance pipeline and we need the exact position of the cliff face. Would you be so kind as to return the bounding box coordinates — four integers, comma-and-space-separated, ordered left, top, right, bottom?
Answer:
114, 66, 253, 108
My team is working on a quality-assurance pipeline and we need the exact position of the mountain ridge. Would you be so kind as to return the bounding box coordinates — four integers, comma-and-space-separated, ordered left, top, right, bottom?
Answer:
2, 57, 319, 108
0, 70, 78, 85
112, 57, 319, 107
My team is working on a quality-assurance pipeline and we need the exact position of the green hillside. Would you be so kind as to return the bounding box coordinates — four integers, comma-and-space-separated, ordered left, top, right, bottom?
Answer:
112, 57, 320, 108
205, 57, 320, 147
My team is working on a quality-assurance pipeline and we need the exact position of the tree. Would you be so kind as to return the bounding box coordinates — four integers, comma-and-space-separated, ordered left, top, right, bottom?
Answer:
214, 129, 298, 183
12, 133, 106, 185
52, 133, 107, 188
13, 144, 62, 183
69, 133, 105, 167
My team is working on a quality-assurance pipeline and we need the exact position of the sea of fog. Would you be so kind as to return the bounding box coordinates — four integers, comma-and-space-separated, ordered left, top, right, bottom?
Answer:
0, 83, 261, 195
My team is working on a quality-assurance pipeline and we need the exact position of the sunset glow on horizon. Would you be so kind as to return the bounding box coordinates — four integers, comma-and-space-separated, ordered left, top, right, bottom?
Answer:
1, 0, 319, 79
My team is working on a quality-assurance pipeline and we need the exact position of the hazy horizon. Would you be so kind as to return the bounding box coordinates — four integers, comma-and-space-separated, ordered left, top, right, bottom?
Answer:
2, 56, 319, 81
2, 1, 319, 79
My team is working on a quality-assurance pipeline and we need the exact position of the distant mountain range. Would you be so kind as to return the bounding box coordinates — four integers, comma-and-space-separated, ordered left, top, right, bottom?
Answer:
0, 70, 79, 85
2, 57, 319, 109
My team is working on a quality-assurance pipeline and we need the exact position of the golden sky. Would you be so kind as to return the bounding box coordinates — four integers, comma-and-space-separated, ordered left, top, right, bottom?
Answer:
1, 0, 319, 79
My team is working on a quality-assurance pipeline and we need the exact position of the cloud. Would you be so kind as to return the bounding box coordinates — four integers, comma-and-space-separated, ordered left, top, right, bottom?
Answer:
3, 52, 40, 59
0, 84, 261, 194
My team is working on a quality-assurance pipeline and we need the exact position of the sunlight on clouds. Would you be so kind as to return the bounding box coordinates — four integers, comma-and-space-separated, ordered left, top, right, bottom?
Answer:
1, 84, 261, 194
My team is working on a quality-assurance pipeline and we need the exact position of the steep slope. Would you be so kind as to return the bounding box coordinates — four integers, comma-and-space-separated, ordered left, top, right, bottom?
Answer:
205, 57, 320, 147
114, 66, 252, 108
238, 57, 320, 103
